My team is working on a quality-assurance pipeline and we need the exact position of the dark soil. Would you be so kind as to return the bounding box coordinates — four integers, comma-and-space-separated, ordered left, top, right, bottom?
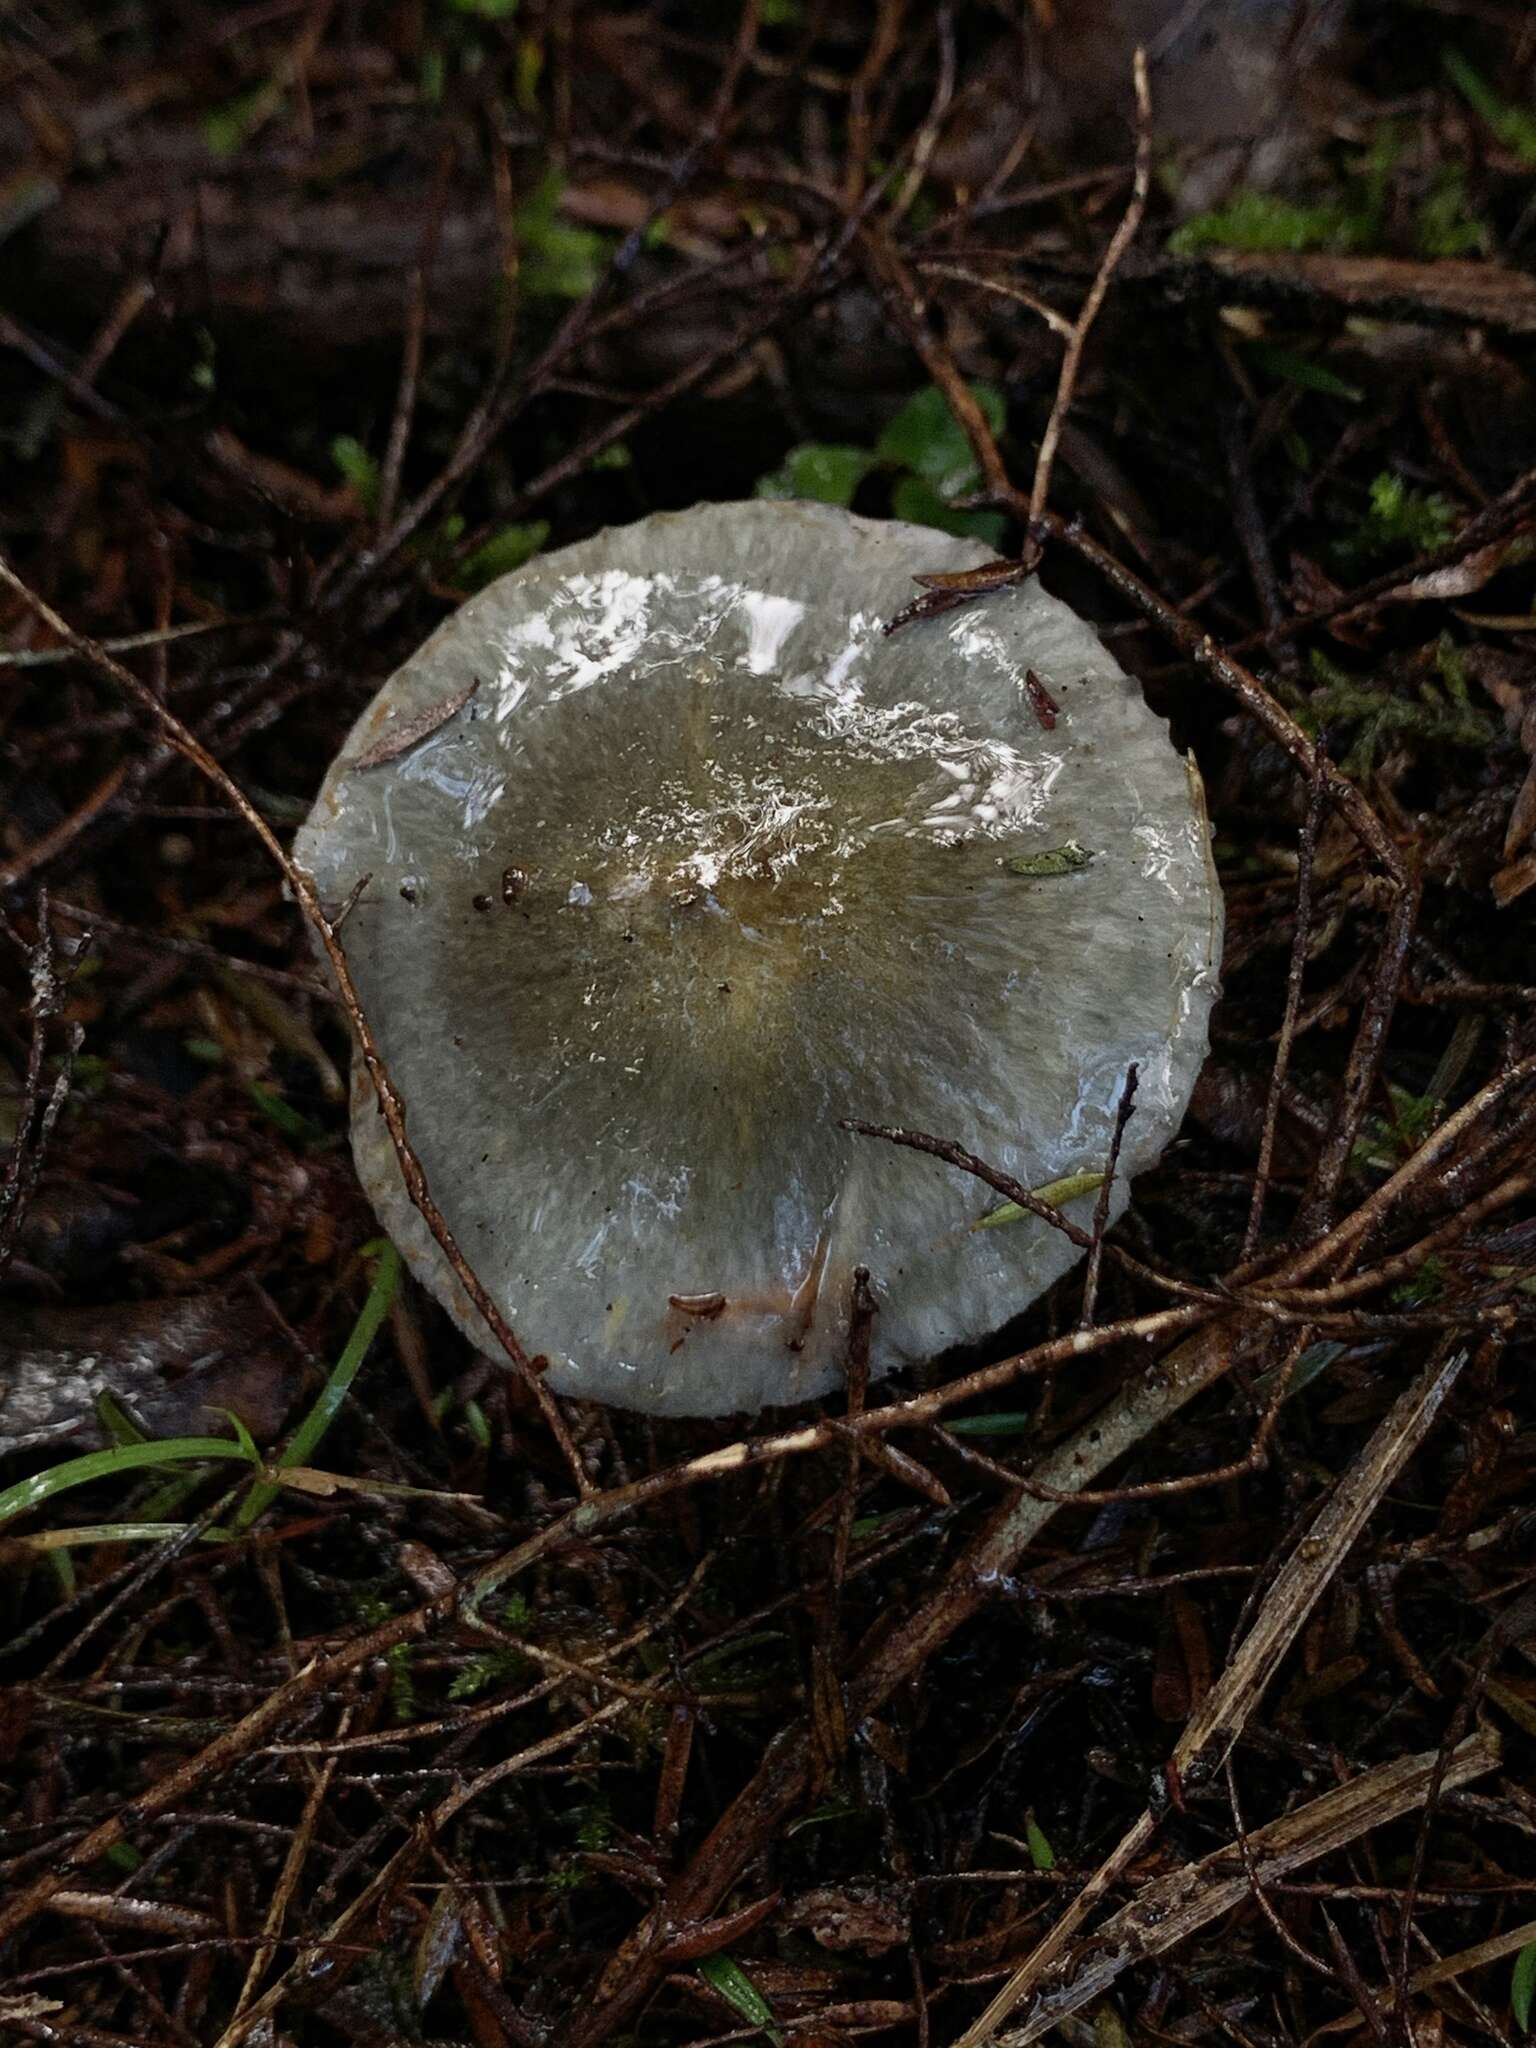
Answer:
2, 5, 1535, 2045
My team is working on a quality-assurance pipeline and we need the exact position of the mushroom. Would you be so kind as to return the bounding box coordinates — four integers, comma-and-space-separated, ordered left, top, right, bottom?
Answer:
295, 501, 1221, 1417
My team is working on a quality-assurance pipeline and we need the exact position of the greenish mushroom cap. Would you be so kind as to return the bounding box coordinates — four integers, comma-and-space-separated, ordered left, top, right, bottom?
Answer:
296, 501, 1221, 1416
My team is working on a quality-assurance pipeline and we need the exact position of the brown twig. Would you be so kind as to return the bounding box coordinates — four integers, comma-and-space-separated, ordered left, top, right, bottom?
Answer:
217, 1699, 354, 2042
1027, 47, 1152, 532
1079, 1062, 1138, 1328
0, 892, 87, 1278
910, 259, 1074, 339
1244, 749, 1326, 1257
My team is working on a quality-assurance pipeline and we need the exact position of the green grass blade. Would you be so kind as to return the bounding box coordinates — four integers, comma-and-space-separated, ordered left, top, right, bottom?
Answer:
230, 1240, 400, 1531
5, 1522, 194, 1553
696, 1955, 783, 2044
1514, 1938, 1536, 2030
973, 1171, 1104, 1232
0, 1439, 256, 1529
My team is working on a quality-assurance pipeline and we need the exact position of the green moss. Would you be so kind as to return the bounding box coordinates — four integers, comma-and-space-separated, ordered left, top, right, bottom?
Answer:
1331, 471, 1459, 575
1170, 189, 1376, 257
1416, 167, 1491, 257
1301, 646, 1495, 778
331, 434, 380, 512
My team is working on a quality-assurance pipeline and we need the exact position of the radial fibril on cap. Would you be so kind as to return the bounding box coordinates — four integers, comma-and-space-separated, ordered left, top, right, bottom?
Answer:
295, 500, 1222, 1417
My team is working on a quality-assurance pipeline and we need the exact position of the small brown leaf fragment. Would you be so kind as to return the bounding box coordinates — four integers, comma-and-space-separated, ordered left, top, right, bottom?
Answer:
1024, 667, 1059, 730
659, 1890, 781, 1962
1381, 538, 1515, 606
1470, 652, 1536, 866
204, 425, 363, 523
653, 1705, 695, 1845
414, 1884, 466, 2010
350, 677, 479, 768
668, 1291, 727, 1318
782, 1883, 908, 1955
1152, 1592, 1213, 1722
911, 557, 1032, 595
1505, 759, 1536, 860
459, 1889, 504, 1983
1491, 848, 1536, 907
397, 1540, 457, 1601
884, 548, 1039, 636
883, 584, 981, 636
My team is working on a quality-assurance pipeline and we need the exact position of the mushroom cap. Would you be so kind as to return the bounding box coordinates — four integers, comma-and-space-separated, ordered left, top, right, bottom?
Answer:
296, 501, 1221, 1417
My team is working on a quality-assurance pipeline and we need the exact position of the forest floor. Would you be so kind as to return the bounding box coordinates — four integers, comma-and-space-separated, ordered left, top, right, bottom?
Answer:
2, 4, 1536, 2045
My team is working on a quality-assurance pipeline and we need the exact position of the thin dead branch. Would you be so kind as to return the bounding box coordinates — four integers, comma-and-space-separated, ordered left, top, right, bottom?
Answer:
995, 1730, 1502, 2045
1027, 47, 1152, 531
0, 557, 590, 1493
952, 1344, 1471, 2047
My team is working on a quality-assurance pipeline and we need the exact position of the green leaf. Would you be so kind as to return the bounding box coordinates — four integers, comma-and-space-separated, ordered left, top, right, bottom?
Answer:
890, 475, 1006, 546
1245, 344, 1362, 403
1286, 1341, 1346, 1398
686, 1629, 791, 1688
1005, 842, 1093, 877
456, 520, 550, 591
697, 1956, 783, 2045
203, 85, 276, 156
755, 442, 873, 508
211, 1407, 261, 1467
453, 0, 519, 15
246, 1079, 323, 1146
1025, 1811, 1056, 1871
877, 382, 1005, 499
1444, 49, 1536, 165
93, 1390, 149, 1447
515, 169, 607, 299
850, 1508, 909, 1537
230, 1241, 401, 1531
1514, 1940, 1536, 2031
945, 1411, 1035, 1438
331, 434, 380, 512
